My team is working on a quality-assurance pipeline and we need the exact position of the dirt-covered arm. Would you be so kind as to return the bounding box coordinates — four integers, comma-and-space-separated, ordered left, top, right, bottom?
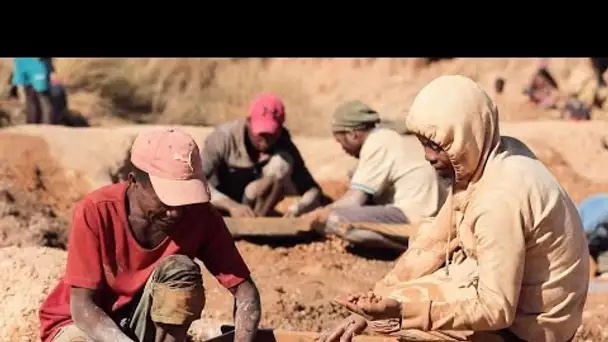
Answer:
331, 189, 370, 208
395, 195, 526, 332
229, 277, 262, 342
200, 131, 243, 213
211, 188, 242, 213
65, 199, 133, 341
301, 189, 370, 223
374, 197, 456, 295
288, 186, 323, 216
70, 287, 135, 342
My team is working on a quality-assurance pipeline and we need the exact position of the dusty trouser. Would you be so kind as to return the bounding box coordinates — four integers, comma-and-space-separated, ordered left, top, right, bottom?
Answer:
51, 254, 205, 342
21, 86, 57, 124
372, 257, 573, 342
325, 206, 409, 251
242, 151, 296, 216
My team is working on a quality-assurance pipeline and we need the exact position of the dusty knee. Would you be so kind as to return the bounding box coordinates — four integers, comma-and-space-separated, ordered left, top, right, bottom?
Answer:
150, 255, 205, 326
243, 176, 278, 200
326, 211, 348, 236
263, 151, 294, 182
326, 212, 372, 243
243, 180, 259, 200
154, 254, 201, 282
243, 152, 294, 202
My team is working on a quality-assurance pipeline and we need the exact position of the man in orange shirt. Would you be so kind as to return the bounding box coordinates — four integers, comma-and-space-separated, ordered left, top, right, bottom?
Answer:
39, 128, 261, 342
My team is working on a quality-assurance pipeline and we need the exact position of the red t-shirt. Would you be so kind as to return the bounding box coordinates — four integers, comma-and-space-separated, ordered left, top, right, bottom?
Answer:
39, 182, 251, 342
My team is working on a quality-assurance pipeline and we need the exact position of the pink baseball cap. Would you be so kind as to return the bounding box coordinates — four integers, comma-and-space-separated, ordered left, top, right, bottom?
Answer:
248, 94, 286, 135
130, 128, 210, 206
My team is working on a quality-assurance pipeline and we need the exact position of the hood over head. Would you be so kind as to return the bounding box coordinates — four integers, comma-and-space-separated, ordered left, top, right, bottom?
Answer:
406, 75, 500, 190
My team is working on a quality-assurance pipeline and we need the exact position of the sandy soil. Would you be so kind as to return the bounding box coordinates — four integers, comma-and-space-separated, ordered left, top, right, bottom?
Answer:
0, 120, 607, 341
0, 57, 607, 341
0, 240, 393, 342
575, 291, 608, 342
0, 247, 67, 341
2, 242, 607, 342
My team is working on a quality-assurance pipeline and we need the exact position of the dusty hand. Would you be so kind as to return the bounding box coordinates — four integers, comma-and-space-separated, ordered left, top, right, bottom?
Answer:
301, 206, 332, 223
315, 314, 367, 342
283, 203, 301, 218
283, 211, 296, 218
332, 291, 402, 321
230, 203, 257, 218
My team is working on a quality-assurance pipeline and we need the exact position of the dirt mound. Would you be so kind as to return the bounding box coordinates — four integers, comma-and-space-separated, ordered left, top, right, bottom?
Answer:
1, 124, 353, 190
0, 132, 87, 218
0, 174, 68, 249
0, 125, 352, 248
3, 125, 141, 192
0, 132, 84, 248
1, 120, 606, 248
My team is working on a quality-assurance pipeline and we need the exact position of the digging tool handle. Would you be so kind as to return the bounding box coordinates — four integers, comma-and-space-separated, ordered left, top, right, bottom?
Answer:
223, 217, 314, 237
223, 217, 418, 239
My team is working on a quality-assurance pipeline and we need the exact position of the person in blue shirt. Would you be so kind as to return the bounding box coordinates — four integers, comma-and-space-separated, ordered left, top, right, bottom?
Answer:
579, 193, 608, 274
12, 58, 57, 124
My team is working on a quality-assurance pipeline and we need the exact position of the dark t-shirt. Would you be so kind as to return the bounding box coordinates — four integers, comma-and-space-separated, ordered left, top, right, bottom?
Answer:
201, 119, 319, 202
39, 182, 250, 342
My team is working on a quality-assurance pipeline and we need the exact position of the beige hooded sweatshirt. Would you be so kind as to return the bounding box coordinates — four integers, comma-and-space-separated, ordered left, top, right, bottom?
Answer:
374, 75, 589, 342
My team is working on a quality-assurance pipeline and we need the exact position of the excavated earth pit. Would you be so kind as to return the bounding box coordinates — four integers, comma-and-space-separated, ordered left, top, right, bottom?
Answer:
1, 122, 608, 341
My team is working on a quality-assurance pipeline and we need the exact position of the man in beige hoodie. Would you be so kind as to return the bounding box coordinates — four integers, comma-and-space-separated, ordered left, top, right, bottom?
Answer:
317, 75, 589, 342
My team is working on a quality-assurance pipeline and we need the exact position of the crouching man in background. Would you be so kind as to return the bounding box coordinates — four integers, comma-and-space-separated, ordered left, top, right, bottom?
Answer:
201, 94, 325, 218
304, 100, 446, 252
39, 128, 261, 342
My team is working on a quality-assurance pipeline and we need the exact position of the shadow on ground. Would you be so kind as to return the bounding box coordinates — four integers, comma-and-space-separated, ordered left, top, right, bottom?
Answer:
237, 234, 403, 261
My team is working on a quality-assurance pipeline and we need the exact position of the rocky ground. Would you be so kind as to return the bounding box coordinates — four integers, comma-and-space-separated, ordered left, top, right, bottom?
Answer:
0, 122, 606, 341
3, 242, 608, 342
0, 58, 607, 341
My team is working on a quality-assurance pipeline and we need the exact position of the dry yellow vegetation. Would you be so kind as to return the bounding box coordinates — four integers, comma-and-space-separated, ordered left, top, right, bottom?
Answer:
0, 57, 598, 135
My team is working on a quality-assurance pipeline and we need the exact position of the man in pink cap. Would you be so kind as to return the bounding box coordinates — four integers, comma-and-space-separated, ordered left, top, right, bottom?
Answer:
39, 128, 261, 342
201, 93, 326, 218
